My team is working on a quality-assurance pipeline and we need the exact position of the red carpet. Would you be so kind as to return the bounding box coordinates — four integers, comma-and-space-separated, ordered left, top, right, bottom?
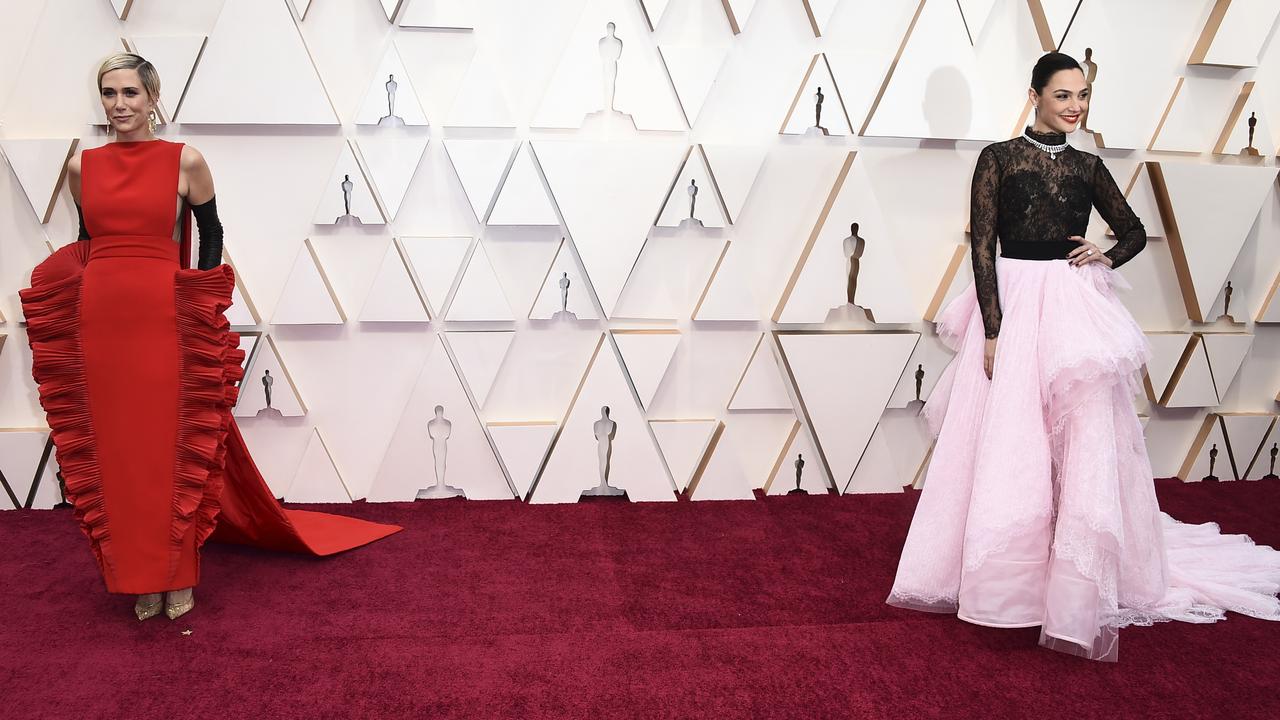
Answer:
2, 478, 1278, 719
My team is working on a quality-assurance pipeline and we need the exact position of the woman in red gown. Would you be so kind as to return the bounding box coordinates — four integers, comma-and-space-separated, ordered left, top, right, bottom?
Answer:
20, 53, 400, 621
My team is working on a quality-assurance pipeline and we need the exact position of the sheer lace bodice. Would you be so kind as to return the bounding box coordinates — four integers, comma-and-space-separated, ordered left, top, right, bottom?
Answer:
970, 128, 1146, 338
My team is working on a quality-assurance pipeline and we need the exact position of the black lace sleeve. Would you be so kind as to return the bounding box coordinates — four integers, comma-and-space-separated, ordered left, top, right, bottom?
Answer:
970, 145, 1001, 339
1092, 157, 1146, 269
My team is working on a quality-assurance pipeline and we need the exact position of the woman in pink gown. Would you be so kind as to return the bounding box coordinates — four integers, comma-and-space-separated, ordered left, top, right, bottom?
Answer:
887, 52, 1280, 661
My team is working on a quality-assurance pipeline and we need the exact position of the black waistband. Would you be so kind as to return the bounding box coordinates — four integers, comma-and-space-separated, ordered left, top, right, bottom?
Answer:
999, 240, 1080, 261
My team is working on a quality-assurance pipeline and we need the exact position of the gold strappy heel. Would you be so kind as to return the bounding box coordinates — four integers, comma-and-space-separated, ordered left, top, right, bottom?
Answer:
134, 593, 163, 621
164, 589, 195, 620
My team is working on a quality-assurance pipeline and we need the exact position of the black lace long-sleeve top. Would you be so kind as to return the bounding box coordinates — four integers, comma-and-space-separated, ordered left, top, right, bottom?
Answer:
969, 127, 1147, 338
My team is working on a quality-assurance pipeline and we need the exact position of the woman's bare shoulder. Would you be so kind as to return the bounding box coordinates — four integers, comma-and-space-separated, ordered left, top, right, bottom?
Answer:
179, 143, 208, 172
67, 147, 84, 175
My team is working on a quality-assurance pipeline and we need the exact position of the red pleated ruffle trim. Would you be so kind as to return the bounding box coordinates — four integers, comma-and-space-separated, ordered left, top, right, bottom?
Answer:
19, 243, 245, 586
171, 265, 244, 578
18, 243, 110, 576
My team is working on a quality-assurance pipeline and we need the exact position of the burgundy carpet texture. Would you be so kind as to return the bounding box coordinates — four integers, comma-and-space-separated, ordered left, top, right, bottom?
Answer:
2, 478, 1278, 719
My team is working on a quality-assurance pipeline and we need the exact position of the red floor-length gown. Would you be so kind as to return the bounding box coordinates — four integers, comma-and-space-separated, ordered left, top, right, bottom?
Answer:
19, 139, 399, 594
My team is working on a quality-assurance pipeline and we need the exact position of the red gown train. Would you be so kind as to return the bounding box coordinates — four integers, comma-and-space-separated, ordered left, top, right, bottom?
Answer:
19, 139, 399, 594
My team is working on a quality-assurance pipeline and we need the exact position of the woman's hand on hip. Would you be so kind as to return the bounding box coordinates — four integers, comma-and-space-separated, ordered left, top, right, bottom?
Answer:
1067, 236, 1113, 267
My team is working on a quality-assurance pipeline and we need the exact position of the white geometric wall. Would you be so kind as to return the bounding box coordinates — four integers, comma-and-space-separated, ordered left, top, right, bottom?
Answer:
2, 0, 1280, 509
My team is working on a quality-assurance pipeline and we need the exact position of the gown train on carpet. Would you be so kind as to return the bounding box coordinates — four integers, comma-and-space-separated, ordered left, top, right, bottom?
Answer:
888, 257, 1280, 661
20, 140, 398, 595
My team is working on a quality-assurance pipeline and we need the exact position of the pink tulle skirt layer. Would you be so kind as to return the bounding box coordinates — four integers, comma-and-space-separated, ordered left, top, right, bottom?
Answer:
888, 257, 1280, 661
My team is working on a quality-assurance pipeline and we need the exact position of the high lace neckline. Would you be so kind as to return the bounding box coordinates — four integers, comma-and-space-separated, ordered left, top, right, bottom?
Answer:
1024, 126, 1066, 145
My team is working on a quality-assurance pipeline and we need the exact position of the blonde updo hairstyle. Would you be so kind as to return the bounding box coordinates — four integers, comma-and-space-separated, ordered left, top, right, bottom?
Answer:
97, 52, 161, 100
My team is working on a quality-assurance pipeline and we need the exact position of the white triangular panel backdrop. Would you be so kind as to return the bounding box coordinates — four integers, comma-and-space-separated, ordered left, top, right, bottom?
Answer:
180, 0, 337, 124
532, 337, 674, 503
367, 336, 511, 501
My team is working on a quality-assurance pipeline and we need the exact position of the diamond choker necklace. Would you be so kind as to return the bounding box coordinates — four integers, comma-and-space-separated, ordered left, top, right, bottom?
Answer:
1022, 129, 1067, 160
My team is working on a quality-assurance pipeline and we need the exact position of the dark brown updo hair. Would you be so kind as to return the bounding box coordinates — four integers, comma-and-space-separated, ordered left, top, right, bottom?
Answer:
1030, 52, 1082, 93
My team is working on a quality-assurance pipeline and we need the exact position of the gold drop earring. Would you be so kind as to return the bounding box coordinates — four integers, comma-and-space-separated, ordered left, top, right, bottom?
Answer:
148, 109, 158, 134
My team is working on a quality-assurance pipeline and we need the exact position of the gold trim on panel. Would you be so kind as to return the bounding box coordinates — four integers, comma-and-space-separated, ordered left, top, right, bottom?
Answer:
769, 329, 916, 492
1146, 77, 1185, 151
1176, 413, 1219, 481
695, 144, 734, 225
1198, 331, 1222, 403
772, 151, 856, 322
682, 420, 725, 499
1217, 412, 1277, 479
924, 244, 968, 322
759, 419, 801, 495
1141, 331, 1193, 403
172, 35, 210, 123
1010, 97, 1034, 139
1159, 333, 1203, 406
780, 54, 821, 135
2, 137, 79, 221
639, 0, 661, 31
609, 329, 682, 413
800, 0, 823, 37
1144, 161, 1201, 322
311, 427, 355, 501
689, 239, 732, 320
391, 236, 432, 319
222, 247, 262, 325
1197, 330, 1252, 404
36, 140, 78, 224
525, 236, 566, 319
292, 0, 343, 121
235, 330, 264, 380
655, 145, 695, 226
304, 237, 348, 323
1026, 0, 1054, 50
1188, 0, 1234, 66
1212, 81, 1255, 155
1025, 0, 1082, 51
727, 333, 770, 409
481, 420, 559, 498
1236, 415, 1277, 479
912, 439, 935, 489
720, 0, 744, 34
770, 331, 831, 487
1142, 371, 1159, 406
859, 0, 929, 136
523, 333, 605, 502
1255, 269, 1280, 323
434, 331, 523, 499
347, 138, 391, 222
611, 329, 682, 336
382, 0, 407, 23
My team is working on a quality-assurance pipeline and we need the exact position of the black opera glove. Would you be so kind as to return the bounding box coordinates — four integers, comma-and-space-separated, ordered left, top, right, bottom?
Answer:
76, 204, 90, 241
191, 196, 225, 271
